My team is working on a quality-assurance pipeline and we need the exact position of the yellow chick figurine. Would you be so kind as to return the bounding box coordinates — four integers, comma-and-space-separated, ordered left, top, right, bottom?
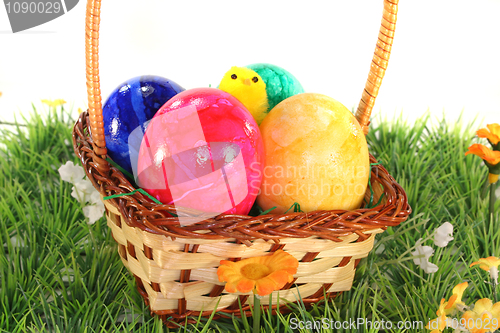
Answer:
218, 66, 269, 125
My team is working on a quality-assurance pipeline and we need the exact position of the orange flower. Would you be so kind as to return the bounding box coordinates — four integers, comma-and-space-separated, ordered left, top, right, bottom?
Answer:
217, 250, 299, 296
471, 256, 500, 283
427, 299, 448, 332
470, 256, 500, 272
477, 123, 500, 146
445, 282, 468, 314
427, 283, 469, 332
461, 298, 500, 333
465, 144, 500, 166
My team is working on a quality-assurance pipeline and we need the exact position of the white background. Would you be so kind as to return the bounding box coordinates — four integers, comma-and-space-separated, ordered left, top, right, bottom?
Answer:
0, 0, 499, 127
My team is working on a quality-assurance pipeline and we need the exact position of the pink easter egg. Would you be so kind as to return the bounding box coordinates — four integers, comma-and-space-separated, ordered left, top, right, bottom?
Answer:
136, 88, 264, 225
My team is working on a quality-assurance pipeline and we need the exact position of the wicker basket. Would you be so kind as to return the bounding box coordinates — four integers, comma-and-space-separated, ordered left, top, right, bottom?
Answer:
73, 0, 411, 327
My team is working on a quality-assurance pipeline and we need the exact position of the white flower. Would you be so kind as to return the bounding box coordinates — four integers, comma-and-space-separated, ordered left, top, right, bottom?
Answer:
71, 179, 95, 204
58, 161, 85, 184
412, 239, 439, 274
433, 222, 454, 247
83, 201, 105, 224
88, 191, 102, 205
491, 267, 499, 285
84, 191, 105, 224
60, 160, 105, 224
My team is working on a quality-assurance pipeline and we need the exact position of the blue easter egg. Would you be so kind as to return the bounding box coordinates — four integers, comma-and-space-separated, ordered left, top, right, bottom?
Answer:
103, 75, 185, 176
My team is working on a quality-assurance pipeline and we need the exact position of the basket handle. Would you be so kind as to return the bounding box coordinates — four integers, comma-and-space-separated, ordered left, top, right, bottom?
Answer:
355, 0, 399, 134
85, 0, 106, 157
85, 0, 398, 154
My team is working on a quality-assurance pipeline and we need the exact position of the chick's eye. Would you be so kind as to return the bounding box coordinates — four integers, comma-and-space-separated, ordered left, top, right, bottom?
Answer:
231, 74, 237, 79
252, 77, 258, 83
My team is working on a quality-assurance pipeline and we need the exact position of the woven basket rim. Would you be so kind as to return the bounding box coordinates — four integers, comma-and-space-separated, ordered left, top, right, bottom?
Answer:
73, 111, 411, 243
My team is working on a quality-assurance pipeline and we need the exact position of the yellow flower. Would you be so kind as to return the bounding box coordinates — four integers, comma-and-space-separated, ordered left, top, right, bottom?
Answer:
427, 299, 448, 332
42, 99, 66, 107
466, 144, 500, 166
217, 250, 299, 296
427, 283, 469, 332
477, 123, 500, 146
436, 298, 448, 316
489, 173, 499, 184
462, 298, 500, 333
444, 281, 468, 314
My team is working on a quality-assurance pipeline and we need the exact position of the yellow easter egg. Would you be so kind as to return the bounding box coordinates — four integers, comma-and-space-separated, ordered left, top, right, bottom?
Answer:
256, 93, 370, 214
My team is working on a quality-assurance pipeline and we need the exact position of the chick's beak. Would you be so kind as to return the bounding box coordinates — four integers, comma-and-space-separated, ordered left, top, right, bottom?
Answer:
243, 78, 252, 86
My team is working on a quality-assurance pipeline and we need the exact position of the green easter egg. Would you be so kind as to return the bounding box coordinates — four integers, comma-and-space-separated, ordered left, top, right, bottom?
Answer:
246, 63, 304, 112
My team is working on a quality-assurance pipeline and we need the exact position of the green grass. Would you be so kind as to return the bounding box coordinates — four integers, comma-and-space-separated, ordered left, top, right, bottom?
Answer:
0, 107, 498, 332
